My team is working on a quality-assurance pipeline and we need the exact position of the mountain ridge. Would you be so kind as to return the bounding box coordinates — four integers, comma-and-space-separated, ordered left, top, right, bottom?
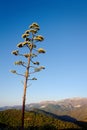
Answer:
0, 97, 87, 110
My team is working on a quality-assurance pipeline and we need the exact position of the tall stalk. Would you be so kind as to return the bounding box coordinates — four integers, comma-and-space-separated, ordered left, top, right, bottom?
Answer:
11, 23, 46, 129
21, 46, 32, 129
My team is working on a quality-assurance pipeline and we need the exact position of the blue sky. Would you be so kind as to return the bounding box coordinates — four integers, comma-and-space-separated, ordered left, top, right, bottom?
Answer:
0, 0, 87, 106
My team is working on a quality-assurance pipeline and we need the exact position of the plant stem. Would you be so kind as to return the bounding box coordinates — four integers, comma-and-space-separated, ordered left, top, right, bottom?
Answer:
21, 77, 27, 130
21, 49, 32, 130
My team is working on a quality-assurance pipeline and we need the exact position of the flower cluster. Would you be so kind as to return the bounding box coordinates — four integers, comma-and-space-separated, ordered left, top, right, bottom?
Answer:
11, 22, 45, 80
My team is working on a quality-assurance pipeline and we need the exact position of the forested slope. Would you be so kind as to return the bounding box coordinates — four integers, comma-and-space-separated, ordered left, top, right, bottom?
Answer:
0, 109, 81, 130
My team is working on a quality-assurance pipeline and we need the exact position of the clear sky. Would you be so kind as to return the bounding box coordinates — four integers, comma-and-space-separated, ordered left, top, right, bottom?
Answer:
0, 0, 87, 107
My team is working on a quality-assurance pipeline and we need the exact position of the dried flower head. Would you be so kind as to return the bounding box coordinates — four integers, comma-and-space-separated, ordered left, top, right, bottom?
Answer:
10, 70, 17, 74
17, 42, 23, 48
40, 66, 45, 69
34, 35, 44, 41
34, 26, 40, 30
22, 33, 29, 38
30, 22, 39, 28
34, 67, 41, 72
29, 23, 40, 30
23, 54, 30, 58
31, 53, 37, 58
38, 48, 46, 53
17, 41, 31, 48
22, 41, 29, 46
25, 30, 30, 34
12, 50, 19, 55
14, 61, 24, 65
34, 66, 45, 72
33, 62, 40, 65
29, 29, 37, 34
32, 77, 37, 80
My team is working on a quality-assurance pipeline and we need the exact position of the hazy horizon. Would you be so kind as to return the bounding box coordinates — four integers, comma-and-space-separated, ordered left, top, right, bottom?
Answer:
0, 96, 87, 107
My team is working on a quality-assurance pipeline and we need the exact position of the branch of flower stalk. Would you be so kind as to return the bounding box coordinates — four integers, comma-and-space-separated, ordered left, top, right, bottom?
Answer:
29, 71, 36, 75
30, 59, 34, 64
14, 61, 27, 68
33, 48, 46, 55
21, 64, 27, 68
12, 50, 26, 57
17, 72, 25, 77
30, 59, 40, 66
29, 66, 37, 68
10, 70, 25, 77
26, 44, 30, 50
16, 73, 25, 77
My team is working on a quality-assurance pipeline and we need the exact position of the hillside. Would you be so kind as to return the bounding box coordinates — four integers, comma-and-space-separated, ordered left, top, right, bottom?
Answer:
25, 97, 87, 121
0, 109, 81, 130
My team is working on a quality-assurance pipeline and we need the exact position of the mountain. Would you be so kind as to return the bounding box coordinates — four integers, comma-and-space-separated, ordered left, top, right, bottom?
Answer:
25, 97, 87, 121
26, 97, 87, 110
0, 97, 87, 121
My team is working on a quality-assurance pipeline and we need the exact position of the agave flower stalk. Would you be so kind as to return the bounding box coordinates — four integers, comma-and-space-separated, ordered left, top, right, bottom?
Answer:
11, 22, 45, 130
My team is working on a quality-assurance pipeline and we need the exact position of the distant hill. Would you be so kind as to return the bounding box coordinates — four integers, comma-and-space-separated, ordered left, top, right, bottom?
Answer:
0, 109, 81, 129
25, 97, 87, 121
